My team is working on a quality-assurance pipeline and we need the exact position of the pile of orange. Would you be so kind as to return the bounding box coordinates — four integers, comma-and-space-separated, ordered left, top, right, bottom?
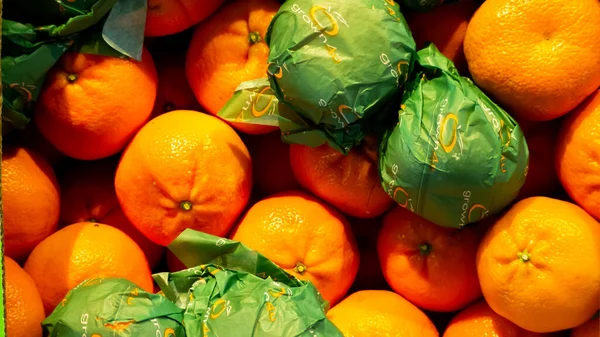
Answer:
2, 0, 600, 336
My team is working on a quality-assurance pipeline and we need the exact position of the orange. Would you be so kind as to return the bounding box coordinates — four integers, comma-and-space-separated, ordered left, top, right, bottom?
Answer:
151, 52, 202, 119
230, 191, 359, 305
145, 0, 225, 37
556, 90, 600, 220
349, 216, 388, 291
243, 132, 300, 197
477, 197, 600, 333
24, 222, 154, 314
406, 0, 479, 74
186, 0, 280, 135
464, 0, 600, 121
571, 317, 599, 337
290, 137, 393, 219
5, 257, 45, 337
59, 159, 165, 268
2, 146, 60, 261
443, 300, 551, 337
115, 110, 252, 246
378, 206, 482, 312
327, 290, 439, 337
35, 49, 158, 160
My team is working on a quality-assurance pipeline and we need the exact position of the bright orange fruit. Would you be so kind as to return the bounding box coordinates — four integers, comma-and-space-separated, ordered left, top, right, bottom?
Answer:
145, 0, 226, 37
5, 257, 45, 337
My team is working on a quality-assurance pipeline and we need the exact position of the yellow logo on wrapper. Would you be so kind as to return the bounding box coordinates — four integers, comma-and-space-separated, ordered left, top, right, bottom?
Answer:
252, 87, 276, 117
439, 113, 459, 153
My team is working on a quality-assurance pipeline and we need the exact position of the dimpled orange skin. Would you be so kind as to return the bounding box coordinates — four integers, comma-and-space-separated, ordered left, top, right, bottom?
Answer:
464, 0, 600, 121
24, 222, 154, 314
477, 197, 600, 333
570, 317, 599, 337
5, 257, 45, 337
59, 160, 165, 268
145, 0, 225, 37
115, 110, 252, 246
327, 290, 439, 337
378, 206, 482, 312
2, 147, 60, 262
443, 300, 551, 337
186, 0, 280, 135
290, 138, 393, 219
35, 49, 157, 160
231, 191, 359, 306
556, 90, 600, 220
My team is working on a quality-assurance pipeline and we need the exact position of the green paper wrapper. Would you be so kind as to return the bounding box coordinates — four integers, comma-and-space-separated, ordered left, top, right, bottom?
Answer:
218, 0, 416, 154
401, 0, 445, 12
153, 229, 344, 337
42, 278, 185, 337
1, 0, 147, 132
379, 44, 529, 228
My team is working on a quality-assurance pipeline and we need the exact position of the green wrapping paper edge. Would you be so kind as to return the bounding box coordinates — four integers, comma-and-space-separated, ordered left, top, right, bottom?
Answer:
218, 0, 416, 154
379, 43, 529, 228
153, 229, 344, 337
1, 0, 147, 133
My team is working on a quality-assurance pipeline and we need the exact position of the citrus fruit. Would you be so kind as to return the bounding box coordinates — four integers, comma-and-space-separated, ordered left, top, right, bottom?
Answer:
59, 159, 165, 268
290, 136, 393, 219
327, 290, 439, 337
5, 257, 45, 337
35, 49, 158, 160
243, 132, 300, 197
556, 90, 600, 220
464, 0, 600, 121
145, 0, 225, 37
378, 206, 482, 312
406, 0, 479, 74
2, 146, 60, 261
230, 191, 359, 305
186, 0, 280, 135
443, 300, 549, 337
477, 197, 600, 332
24, 222, 154, 314
115, 110, 252, 246
571, 317, 600, 337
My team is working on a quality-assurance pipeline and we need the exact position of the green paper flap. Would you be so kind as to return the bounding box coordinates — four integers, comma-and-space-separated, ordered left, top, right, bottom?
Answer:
102, 0, 147, 60
379, 44, 529, 228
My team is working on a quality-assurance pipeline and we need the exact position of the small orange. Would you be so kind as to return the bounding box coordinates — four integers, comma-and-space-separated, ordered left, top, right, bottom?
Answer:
556, 90, 600, 220
59, 159, 165, 268
115, 110, 252, 246
327, 290, 439, 337
145, 0, 226, 37
186, 0, 280, 135
378, 206, 482, 312
5, 257, 45, 337
443, 300, 551, 337
464, 0, 600, 121
35, 49, 157, 160
477, 197, 600, 333
231, 191, 359, 305
2, 146, 60, 261
24, 222, 154, 314
571, 317, 599, 337
290, 137, 393, 219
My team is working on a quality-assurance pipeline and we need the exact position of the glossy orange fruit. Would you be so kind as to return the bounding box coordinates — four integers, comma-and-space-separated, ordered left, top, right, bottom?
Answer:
5, 257, 45, 337
145, 0, 226, 37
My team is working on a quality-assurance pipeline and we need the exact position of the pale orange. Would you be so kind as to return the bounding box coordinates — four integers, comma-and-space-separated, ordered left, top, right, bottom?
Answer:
5, 257, 45, 337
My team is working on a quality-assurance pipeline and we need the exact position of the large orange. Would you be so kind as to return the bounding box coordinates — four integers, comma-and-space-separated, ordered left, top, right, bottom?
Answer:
378, 206, 482, 312
24, 222, 154, 314
443, 300, 551, 337
406, 0, 479, 74
327, 290, 439, 337
145, 0, 225, 37
186, 0, 280, 135
290, 137, 393, 219
2, 146, 60, 261
230, 191, 359, 305
243, 132, 300, 197
556, 90, 600, 220
59, 159, 165, 268
5, 257, 45, 337
464, 0, 600, 121
477, 197, 600, 333
35, 49, 157, 160
571, 317, 599, 337
115, 110, 252, 246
